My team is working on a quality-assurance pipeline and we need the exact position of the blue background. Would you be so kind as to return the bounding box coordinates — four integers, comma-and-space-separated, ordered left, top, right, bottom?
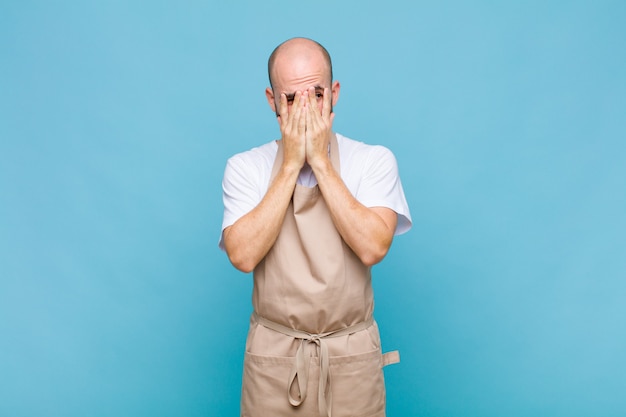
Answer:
1, 1, 625, 416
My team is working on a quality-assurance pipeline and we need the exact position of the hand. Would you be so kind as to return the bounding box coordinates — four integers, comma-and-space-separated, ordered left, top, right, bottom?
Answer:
304, 87, 334, 168
277, 90, 306, 171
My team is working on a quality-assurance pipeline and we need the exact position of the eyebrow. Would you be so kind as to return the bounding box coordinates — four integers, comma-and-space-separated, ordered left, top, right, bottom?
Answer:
283, 85, 326, 101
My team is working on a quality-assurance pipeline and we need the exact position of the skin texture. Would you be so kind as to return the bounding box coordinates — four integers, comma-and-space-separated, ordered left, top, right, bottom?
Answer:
223, 38, 397, 273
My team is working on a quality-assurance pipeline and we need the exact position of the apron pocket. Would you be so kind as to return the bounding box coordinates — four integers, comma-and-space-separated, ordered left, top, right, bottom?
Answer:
242, 348, 388, 417
241, 352, 315, 417
328, 348, 387, 417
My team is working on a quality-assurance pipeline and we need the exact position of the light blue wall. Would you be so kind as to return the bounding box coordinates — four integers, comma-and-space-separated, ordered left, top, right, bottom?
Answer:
1, 1, 625, 416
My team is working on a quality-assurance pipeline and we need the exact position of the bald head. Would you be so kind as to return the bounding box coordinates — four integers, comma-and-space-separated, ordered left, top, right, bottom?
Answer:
267, 38, 333, 89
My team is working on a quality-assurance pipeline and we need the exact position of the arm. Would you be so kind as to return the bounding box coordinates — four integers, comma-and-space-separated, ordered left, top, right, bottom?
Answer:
313, 162, 397, 266
223, 92, 307, 272
222, 164, 299, 272
305, 88, 397, 266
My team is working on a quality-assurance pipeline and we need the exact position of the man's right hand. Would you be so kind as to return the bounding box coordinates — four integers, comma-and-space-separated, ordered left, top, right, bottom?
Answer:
224, 90, 308, 273
277, 90, 307, 172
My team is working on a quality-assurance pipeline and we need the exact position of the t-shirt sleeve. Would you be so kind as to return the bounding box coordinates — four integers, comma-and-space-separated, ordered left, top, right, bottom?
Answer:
355, 145, 412, 235
218, 154, 264, 249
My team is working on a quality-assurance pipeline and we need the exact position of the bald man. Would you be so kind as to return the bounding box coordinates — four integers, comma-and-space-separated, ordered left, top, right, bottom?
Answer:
219, 38, 412, 417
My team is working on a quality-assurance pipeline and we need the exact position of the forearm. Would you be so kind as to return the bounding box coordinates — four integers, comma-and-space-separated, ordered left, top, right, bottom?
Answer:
225, 89, 309, 272
223, 165, 300, 272
300, 87, 396, 264
312, 158, 397, 266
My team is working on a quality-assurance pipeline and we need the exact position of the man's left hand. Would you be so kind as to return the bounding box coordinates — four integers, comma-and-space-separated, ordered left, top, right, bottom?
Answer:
304, 87, 334, 167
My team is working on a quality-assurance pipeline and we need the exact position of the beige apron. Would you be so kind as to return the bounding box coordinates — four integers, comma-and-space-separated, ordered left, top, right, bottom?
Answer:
241, 135, 399, 417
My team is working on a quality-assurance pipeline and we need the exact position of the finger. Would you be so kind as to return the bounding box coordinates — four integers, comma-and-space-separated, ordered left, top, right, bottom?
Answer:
298, 93, 307, 134
293, 91, 305, 118
309, 87, 319, 112
289, 91, 302, 130
322, 87, 332, 121
278, 93, 288, 127
304, 87, 323, 130
305, 97, 312, 135
285, 91, 302, 133
307, 87, 317, 110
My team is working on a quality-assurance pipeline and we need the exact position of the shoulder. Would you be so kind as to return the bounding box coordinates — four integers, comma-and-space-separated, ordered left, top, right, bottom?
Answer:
222, 140, 278, 194
336, 133, 397, 171
226, 140, 277, 170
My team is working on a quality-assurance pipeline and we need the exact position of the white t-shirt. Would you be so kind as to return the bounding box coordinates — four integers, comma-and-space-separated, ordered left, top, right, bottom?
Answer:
219, 133, 412, 249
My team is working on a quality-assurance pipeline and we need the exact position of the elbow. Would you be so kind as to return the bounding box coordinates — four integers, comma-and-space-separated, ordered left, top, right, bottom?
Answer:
359, 244, 390, 267
227, 251, 257, 273
236, 264, 256, 274
360, 228, 395, 266
223, 228, 257, 273
359, 233, 394, 266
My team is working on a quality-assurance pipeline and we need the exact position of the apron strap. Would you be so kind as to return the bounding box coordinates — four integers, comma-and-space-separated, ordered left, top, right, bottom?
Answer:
382, 350, 400, 366
252, 313, 374, 417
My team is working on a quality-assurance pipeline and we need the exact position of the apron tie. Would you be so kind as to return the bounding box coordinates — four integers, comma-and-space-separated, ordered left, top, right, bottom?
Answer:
252, 313, 373, 417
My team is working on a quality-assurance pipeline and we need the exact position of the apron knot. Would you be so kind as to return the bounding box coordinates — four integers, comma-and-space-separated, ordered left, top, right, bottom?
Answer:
252, 313, 373, 417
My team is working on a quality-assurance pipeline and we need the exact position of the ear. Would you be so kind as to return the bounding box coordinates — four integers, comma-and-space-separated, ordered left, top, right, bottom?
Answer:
265, 87, 277, 113
331, 80, 341, 107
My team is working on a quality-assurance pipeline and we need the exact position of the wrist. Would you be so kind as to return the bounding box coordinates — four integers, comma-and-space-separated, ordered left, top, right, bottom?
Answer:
309, 154, 333, 176
280, 160, 302, 179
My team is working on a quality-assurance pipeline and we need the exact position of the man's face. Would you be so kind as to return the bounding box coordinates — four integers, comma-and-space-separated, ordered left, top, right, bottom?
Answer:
266, 50, 339, 119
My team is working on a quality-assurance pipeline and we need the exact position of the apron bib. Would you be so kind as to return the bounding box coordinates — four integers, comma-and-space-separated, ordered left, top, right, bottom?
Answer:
241, 135, 399, 417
